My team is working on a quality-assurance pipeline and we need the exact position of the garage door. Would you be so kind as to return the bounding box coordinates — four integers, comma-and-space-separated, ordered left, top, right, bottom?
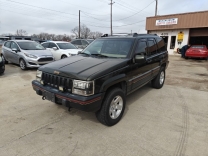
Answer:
189, 28, 208, 47
190, 28, 208, 37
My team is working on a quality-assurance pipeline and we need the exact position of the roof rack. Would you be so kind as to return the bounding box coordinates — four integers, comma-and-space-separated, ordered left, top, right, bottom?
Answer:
101, 33, 158, 38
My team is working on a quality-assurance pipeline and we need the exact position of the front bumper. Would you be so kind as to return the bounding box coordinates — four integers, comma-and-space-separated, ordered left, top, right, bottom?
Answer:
32, 80, 104, 112
25, 57, 54, 68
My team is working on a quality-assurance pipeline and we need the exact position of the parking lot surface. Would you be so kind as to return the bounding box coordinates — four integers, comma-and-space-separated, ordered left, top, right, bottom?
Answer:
0, 56, 208, 156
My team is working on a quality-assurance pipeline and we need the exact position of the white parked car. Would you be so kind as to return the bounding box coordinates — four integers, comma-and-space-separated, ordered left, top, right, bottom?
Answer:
41, 41, 81, 60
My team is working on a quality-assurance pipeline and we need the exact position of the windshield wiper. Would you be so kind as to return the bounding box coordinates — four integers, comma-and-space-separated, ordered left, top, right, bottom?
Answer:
91, 54, 108, 58
80, 52, 91, 56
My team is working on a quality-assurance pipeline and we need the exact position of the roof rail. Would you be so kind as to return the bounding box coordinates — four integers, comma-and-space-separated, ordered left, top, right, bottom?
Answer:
133, 33, 158, 37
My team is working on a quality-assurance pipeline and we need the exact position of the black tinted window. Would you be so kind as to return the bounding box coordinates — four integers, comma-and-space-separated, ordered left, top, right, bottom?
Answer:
147, 40, 157, 55
156, 38, 166, 52
11, 42, 19, 50
49, 43, 57, 48
81, 40, 88, 46
4, 41, 11, 48
135, 41, 147, 54
72, 40, 81, 45
42, 42, 49, 48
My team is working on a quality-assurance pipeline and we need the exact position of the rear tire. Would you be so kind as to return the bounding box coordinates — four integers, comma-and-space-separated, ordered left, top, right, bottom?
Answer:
19, 59, 27, 70
96, 88, 126, 126
152, 67, 165, 89
0, 64, 5, 75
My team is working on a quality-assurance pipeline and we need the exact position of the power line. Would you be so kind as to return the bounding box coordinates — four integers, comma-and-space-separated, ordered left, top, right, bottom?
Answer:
113, 0, 155, 21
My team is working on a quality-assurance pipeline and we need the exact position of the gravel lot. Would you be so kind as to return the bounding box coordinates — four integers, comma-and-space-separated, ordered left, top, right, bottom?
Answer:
0, 55, 208, 156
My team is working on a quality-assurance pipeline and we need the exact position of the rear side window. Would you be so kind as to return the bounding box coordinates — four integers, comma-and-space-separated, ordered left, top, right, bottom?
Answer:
42, 42, 49, 48
49, 43, 57, 48
4, 41, 11, 48
147, 40, 157, 55
156, 38, 166, 52
135, 41, 147, 55
81, 40, 88, 46
71, 40, 82, 45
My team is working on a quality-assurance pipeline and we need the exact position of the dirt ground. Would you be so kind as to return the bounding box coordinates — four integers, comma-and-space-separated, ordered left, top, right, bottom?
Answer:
0, 55, 208, 156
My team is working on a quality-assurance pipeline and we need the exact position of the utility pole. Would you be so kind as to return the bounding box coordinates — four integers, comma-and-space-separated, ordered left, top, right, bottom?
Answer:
155, 0, 158, 16
109, 0, 115, 36
79, 10, 81, 39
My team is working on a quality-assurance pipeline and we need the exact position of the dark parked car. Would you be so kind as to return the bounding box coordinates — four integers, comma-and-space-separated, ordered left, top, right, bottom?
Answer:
0, 56, 5, 75
32, 34, 169, 126
185, 45, 208, 59
71, 39, 94, 49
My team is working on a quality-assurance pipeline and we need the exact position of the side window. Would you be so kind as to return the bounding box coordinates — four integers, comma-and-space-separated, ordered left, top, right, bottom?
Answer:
73, 40, 82, 45
4, 41, 11, 48
135, 41, 147, 55
156, 38, 166, 52
49, 43, 57, 48
147, 40, 157, 55
81, 40, 88, 46
42, 43, 49, 48
10, 42, 19, 50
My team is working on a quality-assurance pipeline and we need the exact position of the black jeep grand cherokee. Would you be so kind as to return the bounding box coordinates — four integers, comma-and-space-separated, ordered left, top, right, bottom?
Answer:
32, 34, 169, 126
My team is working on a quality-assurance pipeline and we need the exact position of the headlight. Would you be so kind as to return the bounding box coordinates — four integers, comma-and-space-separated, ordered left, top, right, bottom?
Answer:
36, 70, 42, 82
24, 53, 37, 59
72, 80, 94, 96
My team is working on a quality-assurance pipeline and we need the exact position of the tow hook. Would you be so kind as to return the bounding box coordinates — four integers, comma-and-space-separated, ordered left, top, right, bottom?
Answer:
42, 96, 46, 100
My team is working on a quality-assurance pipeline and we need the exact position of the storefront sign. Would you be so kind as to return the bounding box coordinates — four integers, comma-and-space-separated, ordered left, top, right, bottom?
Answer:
156, 18, 178, 26
177, 32, 184, 41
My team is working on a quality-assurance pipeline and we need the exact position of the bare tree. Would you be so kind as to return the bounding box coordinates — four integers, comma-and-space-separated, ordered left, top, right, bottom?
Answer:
72, 24, 91, 39
16, 29, 28, 36
89, 31, 103, 39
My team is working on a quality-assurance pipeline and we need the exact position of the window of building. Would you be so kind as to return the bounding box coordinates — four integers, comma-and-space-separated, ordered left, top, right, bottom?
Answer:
170, 36, 176, 49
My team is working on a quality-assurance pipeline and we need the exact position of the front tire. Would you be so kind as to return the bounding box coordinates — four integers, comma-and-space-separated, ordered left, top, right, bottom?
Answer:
61, 55, 67, 59
152, 67, 165, 89
96, 88, 126, 126
19, 59, 27, 70
2, 55, 8, 64
0, 64, 5, 75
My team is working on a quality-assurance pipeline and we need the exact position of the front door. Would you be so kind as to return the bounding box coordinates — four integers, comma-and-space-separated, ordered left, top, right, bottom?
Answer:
130, 40, 153, 91
10, 42, 20, 64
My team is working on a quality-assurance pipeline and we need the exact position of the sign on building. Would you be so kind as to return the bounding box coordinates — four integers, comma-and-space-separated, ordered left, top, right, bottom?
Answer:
156, 18, 178, 26
177, 32, 184, 42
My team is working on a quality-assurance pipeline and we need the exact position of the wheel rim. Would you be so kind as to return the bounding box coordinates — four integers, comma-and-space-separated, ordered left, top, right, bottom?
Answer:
109, 95, 123, 119
160, 71, 165, 85
20, 60, 25, 69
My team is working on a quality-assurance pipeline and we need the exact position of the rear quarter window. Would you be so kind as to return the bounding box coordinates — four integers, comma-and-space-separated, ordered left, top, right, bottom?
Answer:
4, 41, 11, 48
156, 38, 166, 52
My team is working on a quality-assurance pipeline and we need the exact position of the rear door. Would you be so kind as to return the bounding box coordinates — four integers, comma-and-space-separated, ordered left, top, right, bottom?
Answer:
147, 38, 161, 77
130, 39, 153, 91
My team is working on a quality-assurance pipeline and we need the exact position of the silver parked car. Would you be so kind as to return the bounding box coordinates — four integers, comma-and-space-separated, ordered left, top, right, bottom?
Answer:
1, 40, 54, 70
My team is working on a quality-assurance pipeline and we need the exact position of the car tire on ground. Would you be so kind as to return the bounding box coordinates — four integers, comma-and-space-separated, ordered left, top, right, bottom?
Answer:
96, 88, 126, 126
2, 55, 8, 64
152, 67, 165, 89
19, 59, 27, 70
61, 55, 67, 59
0, 64, 5, 75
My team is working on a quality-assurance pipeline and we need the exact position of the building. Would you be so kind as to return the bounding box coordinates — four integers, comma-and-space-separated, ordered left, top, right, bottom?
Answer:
146, 10, 208, 55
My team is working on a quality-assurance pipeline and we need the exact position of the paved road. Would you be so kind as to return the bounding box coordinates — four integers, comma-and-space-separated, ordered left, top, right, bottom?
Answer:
0, 56, 208, 156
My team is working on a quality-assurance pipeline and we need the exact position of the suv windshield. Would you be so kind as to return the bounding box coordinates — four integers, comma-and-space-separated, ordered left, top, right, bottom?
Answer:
82, 39, 134, 58
57, 43, 77, 49
17, 42, 45, 50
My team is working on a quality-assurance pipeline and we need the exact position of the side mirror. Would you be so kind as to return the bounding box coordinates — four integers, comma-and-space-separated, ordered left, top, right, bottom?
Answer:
11, 48, 18, 52
52, 47, 58, 50
135, 54, 145, 63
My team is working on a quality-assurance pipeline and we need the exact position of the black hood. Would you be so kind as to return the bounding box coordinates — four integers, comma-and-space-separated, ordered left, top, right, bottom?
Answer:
39, 55, 129, 81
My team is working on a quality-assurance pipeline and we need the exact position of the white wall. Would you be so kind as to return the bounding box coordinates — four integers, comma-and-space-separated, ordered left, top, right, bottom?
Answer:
149, 29, 190, 55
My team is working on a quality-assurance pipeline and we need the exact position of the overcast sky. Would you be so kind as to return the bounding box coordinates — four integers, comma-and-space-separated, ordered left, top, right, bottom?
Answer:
0, 0, 208, 36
